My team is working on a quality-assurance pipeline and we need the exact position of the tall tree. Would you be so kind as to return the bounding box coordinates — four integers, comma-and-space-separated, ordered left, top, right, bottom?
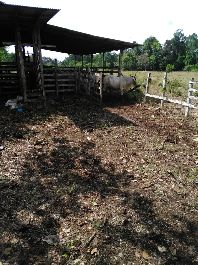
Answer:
185, 33, 198, 66
143, 37, 162, 70
162, 29, 186, 70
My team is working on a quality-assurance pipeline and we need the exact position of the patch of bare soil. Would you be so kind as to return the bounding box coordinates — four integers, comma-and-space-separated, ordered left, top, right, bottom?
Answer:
0, 96, 198, 265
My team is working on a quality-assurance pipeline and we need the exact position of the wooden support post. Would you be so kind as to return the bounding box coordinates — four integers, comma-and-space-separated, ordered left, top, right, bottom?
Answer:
81, 55, 84, 69
74, 55, 77, 68
15, 23, 27, 101
75, 68, 78, 94
55, 59, 58, 97
87, 68, 91, 96
91, 54, 93, 70
144, 72, 151, 101
102, 52, 105, 73
99, 72, 103, 103
118, 49, 124, 76
161, 71, 167, 107
77, 68, 80, 93
185, 78, 194, 117
32, 22, 45, 99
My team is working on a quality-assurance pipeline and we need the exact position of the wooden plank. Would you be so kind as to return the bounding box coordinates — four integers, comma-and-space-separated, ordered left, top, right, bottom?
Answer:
57, 84, 76, 87
45, 88, 75, 93
57, 73, 76, 77
189, 88, 198, 92
0, 80, 18, 83
58, 79, 76, 82
43, 74, 54, 77
145, 93, 198, 109
189, 95, 198, 100
15, 23, 27, 101
44, 84, 56, 88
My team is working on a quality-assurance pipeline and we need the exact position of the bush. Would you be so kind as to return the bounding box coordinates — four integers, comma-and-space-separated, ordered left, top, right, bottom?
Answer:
167, 79, 183, 97
125, 88, 144, 104
184, 64, 198, 71
166, 64, 175, 73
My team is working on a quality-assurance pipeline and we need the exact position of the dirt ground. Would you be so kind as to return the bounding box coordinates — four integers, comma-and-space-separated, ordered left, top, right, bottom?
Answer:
0, 96, 198, 265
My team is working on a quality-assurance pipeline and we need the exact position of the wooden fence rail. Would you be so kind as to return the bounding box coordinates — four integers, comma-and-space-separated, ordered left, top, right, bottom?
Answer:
0, 62, 19, 97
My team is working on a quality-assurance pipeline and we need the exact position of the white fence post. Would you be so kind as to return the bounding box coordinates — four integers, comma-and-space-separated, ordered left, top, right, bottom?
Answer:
144, 72, 151, 101
161, 71, 167, 107
185, 78, 194, 117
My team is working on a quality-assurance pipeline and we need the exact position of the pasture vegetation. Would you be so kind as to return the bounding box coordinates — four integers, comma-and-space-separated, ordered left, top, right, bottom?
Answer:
0, 96, 197, 265
125, 71, 198, 100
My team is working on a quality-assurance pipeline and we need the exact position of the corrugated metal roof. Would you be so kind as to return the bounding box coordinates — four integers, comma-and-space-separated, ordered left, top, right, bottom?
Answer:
0, 2, 139, 54
41, 25, 139, 55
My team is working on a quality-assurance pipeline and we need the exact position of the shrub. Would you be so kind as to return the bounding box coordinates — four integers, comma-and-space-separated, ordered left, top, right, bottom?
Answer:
166, 64, 175, 73
167, 79, 183, 97
184, 64, 198, 71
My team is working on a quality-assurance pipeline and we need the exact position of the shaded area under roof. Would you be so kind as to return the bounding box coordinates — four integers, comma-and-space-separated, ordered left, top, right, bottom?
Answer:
0, 2, 139, 55
41, 25, 139, 55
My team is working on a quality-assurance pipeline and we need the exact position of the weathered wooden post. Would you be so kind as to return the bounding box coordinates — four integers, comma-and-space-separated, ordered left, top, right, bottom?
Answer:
32, 22, 45, 100
77, 67, 80, 93
55, 59, 58, 97
87, 68, 91, 96
81, 55, 84, 69
185, 78, 194, 117
90, 54, 93, 70
144, 72, 151, 101
99, 72, 103, 103
102, 52, 105, 73
161, 71, 167, 107
74, 55, 77, 68
15, 23, 27, 101
118, 49, 123, 76
75, 67, 78, 94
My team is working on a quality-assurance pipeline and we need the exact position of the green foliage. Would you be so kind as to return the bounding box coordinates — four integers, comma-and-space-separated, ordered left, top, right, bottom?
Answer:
166, 64, 175, 73
1, 29, 198, 72
125, 88, 144, 104
42, 57, 59, 66
0, 47, 15, 62
167, 79, 183, 97
184, 64, 198, 71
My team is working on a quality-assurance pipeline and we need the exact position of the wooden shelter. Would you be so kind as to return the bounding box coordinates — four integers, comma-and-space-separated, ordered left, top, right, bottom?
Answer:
0, 2, 138, 102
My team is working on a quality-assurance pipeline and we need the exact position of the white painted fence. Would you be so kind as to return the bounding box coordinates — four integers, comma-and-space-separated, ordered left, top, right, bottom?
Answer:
144, 73, 198, 117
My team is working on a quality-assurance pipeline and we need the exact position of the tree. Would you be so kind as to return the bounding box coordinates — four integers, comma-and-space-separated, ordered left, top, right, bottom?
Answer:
185, 33, 198, 66
122, 49, 137, 70
162, 29, 186, 70
143, 37, 162, 70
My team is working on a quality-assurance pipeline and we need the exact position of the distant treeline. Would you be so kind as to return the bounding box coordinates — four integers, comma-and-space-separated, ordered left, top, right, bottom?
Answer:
1, 29, 198, 71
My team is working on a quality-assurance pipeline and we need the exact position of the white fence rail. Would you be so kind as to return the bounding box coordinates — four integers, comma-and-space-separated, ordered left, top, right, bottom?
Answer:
145, 73, 198, 116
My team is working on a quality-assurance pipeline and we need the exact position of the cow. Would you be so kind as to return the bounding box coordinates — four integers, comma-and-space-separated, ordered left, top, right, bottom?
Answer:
103, 75, 138, 96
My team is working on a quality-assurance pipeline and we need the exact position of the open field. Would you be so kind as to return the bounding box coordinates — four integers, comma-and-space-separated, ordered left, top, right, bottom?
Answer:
0, 96, 198, 264
124, 71, 198, 101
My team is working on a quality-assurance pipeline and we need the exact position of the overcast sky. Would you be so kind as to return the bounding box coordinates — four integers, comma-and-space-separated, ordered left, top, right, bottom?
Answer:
4, 0, 198, 60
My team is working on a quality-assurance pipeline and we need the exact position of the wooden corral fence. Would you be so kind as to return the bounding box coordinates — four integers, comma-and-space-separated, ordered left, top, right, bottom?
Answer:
0, 62, 20, 98
0, 61, 118, 103
43, 65, 78, 96
145, 72, 198, 117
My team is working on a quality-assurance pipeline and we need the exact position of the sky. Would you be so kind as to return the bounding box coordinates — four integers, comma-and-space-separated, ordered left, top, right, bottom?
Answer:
3, 0, 198, 60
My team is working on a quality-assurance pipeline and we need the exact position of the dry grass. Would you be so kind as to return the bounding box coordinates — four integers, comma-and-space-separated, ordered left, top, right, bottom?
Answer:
124, 71, 198, 100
